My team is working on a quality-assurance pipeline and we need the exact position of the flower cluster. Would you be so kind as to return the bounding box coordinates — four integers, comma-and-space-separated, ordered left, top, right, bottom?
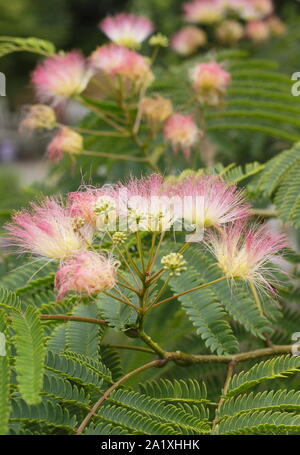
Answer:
6, 174, 286, 299
171, 0, 284, 54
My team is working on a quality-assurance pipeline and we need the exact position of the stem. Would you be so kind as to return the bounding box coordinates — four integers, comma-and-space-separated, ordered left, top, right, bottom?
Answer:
251, 209, 277, 218
76, 359, 167, 435
76, 96, 127, 133
150, 276, 227, 310
40, 315, 107, 326
148, 272, 172, 309
139, 330, 167, 358
108, 344, 155, 354
136, 232, 145, 273
212, 360, 236, 431
249, 280, 264, 317
116, 280, 140, 295
73, 127, 130, 138
103, 291, 141, 313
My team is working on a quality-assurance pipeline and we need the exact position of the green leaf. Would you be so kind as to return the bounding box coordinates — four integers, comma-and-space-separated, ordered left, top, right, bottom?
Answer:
0, 311, 10, 435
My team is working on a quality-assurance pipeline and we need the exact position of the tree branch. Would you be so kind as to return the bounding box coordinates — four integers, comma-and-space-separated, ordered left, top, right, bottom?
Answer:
76, 359, 167, 435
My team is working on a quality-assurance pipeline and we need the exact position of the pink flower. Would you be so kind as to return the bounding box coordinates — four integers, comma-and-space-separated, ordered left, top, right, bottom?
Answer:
267, 16, 286, 36
116, 174, 177, 232
183, 0, 225, 24
99, 13, 154, 48
167, 175, 250, 229
6, 198, 92, 260
89, 44, 154, 95
47, 127, 83, 162
31, 51, 91, 105
205, 222, 286, 291
215, 20, 244, 45
246, 20, 271, 43
19, 105, 56, 134
250, 0, 273, 19
55, 251, 119, 300
164, 114, 199, 158
67, 186, 119, 229
190, 62, 231, 106
171, 26, 207, 56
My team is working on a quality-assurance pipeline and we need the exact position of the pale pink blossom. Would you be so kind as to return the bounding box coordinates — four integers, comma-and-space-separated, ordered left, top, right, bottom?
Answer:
55, 251, 119, 299
246, 20, 271, 43
31, 51, 91, 105
171, 26, 207, 56
215, 20, 244, 45
267, 16, 286, 36
47, 127, 83, 162
167, 175, 250, 229
19, 105, 56, 134
89, 44, 154, 95
190, 62, 231, 106
183, 0, 226, 24
6, 199, 92, 260
99, 13, 154, 48
164, 114, 199, 158
205, 222, 286, 291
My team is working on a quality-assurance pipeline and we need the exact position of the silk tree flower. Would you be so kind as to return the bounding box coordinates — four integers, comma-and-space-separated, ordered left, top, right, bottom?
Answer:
267, 16, 286, 36
99, 13, 154, 49
55, 251, 119, 300
116, 174, 178, 232
250, 0, 273, 19
164, 114, 200, 158
215, 20, 244, 46
246, 21, 270, 43
31, 51, 91, 105
190, 62, 231, 106
67, 186, 119, 231
171, 26, 207, 56
19, 105, 57, 134
183, 0, 226, 25
89, 44, 154, 95
6, 198, 93, 260
205, 222, 286, 292
167, 175, 250, 230
47, 127, 83, 162
140, 95, 173, 126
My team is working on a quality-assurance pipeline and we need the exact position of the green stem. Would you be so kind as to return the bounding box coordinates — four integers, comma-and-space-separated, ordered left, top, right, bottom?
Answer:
249, 280, 264, 317
149, 276, 227, 311
82, 150, 149, 163
76, 358, 167, 435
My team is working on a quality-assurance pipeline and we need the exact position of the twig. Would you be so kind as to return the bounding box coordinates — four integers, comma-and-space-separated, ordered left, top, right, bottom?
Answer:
76, 359, 167, 435
39, 314, 107, 326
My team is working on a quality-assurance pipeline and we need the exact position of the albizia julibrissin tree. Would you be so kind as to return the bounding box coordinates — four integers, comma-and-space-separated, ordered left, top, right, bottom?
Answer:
1, 1, 300, 437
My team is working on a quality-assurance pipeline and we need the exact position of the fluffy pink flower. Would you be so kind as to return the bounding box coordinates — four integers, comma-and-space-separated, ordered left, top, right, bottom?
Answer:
183, 0, 225, 24
55, 251, 119, 299
250, 0, 273, 19
31, 51, 91, 105
164, 114, 199, 158
6, 198, 92, 260
67, 186, 119, 230
171, 26, 207, 56
167, 175, 250, 229
47, 127, 83, 162
190, 62, 231, 106
205, 222, 286, 291
90, 44, 154, 95
246, 20, 271, 42
116, 174, 177, 232
99, 13, 154, 48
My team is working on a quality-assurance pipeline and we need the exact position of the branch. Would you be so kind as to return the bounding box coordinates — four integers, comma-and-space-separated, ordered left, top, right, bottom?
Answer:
76, 359, 167, 435
39, 314, 107, 326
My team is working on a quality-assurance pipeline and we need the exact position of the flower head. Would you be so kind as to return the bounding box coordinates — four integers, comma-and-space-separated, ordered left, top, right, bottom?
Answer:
183, 0, 225, 24
164, 114, 199, 158
215, 20, 244, 45
149, 33, 169, 47
167, 175, 249, 229
140, 95, 173, 125
90, 44, 154, 95
171, 26, 207, 56
267, 16, 286, 36
6, 198, 92, 260
31, 51, 90, 105
161, 253, 187, 276
205, 222, 286, 291
190, 62, 231, 106
55, 251, 119, 299
99, 13, 154, 49
19, 105, 56, 134
246, 20, 270, 43
47, 127, 83, 162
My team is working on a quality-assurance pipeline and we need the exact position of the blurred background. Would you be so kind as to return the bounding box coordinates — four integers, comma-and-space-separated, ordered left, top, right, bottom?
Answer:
0, 0, 300, 199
